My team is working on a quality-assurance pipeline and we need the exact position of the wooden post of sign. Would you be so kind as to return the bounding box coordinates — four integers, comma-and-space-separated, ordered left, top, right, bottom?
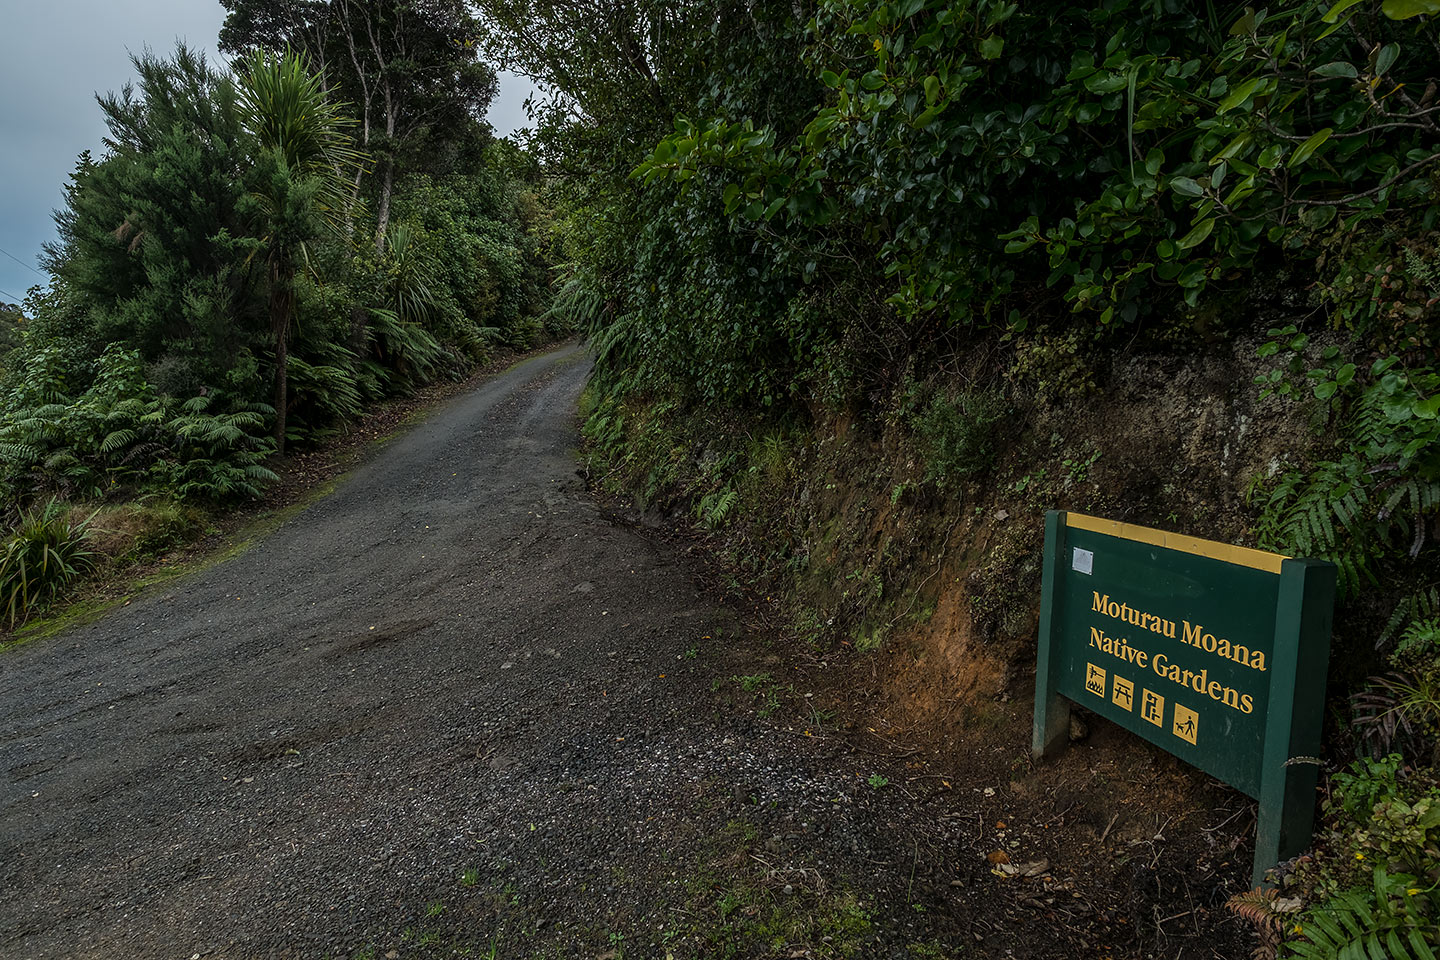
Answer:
1253, 558, 1337, 887
1032, 510, 1071, 760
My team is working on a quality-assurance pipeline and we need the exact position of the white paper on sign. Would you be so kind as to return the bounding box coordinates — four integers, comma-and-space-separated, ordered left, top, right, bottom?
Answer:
1072, 547, 1094, 575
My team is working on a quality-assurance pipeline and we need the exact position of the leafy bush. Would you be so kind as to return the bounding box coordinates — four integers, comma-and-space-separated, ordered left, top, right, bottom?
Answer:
147, 394, 279, 500
0, 500, 96, 628
1287, 866, 1438, 960
0, 344, 278, 504
1270, 757, 1440, 959
913, 388, 1005, 487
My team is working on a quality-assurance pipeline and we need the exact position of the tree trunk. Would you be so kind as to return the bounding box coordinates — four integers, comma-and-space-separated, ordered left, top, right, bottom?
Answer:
274, 328, 289, 454
374, 156, 395, 255
271, 262, 293, 454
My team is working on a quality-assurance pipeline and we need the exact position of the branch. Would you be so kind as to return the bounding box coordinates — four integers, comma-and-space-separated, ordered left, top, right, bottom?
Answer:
1298, 151, 1440, 208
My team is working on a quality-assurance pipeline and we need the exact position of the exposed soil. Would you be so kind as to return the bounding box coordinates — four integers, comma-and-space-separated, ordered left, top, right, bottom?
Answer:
0, 345, 1257, 960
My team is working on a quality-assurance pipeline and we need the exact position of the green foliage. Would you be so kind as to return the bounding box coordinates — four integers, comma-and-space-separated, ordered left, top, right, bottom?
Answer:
364, 306, 445, 390
149, 394, 280, 500
616, 0, 1437, 407
237, 45, 370, 449
389, 171, 547, 345
44, 47, 262, 384
0, 500, 96, 628
696, 487, 740, 529
0, 345, 277, 504
1252, 358, 1440, 598
1274, 757, 1440, 959
542, 263, 604, 336
912, 388, 1005, 487
1286, 867, 1439, 960
658, 1, 1434, 318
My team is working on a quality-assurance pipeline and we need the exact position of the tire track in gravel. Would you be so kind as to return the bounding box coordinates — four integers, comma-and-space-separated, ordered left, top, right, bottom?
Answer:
0, 344, 1065, 960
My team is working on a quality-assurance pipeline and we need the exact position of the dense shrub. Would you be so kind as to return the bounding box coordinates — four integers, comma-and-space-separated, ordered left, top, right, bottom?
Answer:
0, 345, 277, 506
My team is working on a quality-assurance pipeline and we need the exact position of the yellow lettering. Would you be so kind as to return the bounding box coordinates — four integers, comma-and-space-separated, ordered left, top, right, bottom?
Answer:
1239, 694, 1254, 714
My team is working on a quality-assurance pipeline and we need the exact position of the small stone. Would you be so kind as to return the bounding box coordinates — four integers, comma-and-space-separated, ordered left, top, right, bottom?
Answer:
1069, 716, 1088, 741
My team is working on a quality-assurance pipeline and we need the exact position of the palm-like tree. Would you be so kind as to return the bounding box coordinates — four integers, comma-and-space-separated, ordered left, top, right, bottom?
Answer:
236, 49, 367, 451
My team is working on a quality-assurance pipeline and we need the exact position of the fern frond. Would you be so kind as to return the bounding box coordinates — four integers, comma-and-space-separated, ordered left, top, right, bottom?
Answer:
100, 429, 137, 454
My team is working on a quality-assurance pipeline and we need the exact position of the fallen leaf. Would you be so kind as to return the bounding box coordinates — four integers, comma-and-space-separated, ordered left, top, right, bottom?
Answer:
987, 850, 1010, 865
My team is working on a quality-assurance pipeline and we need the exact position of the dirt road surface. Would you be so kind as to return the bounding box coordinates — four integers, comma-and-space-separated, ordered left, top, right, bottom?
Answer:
0, 346, 1245, 959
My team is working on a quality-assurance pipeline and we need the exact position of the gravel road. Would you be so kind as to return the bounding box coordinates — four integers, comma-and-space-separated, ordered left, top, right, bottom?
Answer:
0, 345, 1239, 960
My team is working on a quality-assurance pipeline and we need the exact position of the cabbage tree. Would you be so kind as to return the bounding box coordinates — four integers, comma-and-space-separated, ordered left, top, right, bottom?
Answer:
236, 48, 367, 450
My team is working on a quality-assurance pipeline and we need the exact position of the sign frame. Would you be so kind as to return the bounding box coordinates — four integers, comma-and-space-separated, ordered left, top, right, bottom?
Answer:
1032, 510, 1336, 886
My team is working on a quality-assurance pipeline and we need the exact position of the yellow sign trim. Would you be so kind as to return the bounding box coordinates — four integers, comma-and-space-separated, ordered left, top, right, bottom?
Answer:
1065, 512, 1287, 575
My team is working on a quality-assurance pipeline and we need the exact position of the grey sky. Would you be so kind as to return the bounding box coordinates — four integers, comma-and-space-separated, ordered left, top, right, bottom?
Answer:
0, 1, 536, 308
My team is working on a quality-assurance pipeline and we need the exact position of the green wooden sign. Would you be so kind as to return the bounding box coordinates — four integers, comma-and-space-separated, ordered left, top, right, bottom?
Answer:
1032, 511, 1336, 885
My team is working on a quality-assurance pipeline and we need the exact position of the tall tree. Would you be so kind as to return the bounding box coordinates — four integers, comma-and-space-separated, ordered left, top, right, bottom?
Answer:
219, 0, 498, 253
42, 47, 262, 388
236, 47, 367, 450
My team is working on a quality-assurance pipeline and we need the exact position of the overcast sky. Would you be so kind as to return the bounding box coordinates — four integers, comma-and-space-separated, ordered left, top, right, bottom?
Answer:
0, 1, 537, 307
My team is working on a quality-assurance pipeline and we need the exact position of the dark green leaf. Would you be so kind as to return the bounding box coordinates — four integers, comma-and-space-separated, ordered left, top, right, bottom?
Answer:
1375, 43, 1400, 76
1176, 218, 1215, 250
1289, 128, 1333, 167
1322, 0, 1367, 21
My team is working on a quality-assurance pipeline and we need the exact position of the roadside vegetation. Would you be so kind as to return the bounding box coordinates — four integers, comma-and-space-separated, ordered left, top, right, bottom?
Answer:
3, 0, 1438, 955
0, 2, 563, 630
478, 0, 1440, 955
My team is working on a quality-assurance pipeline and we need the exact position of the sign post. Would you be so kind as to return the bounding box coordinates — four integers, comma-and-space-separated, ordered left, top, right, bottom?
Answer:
1032, 511, 1336, 886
